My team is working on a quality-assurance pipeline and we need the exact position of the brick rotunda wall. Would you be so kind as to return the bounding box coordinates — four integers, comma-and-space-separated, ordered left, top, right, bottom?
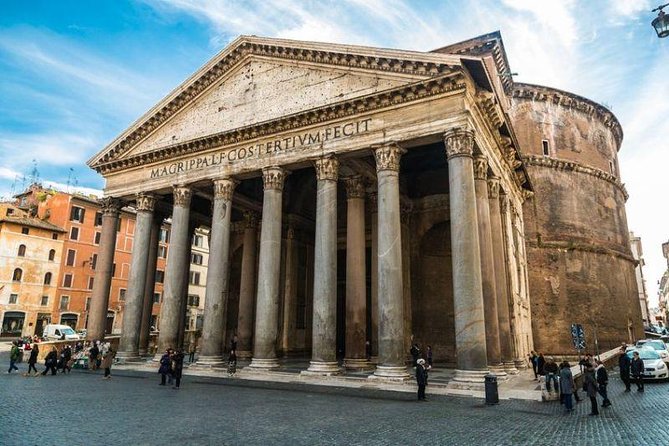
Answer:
510, 83, 644, 356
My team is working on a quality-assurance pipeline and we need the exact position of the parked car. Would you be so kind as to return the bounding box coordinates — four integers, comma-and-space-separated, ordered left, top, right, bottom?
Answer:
636, 339, 669, 362
627, 347, 668, 380
42, 324, 81, 341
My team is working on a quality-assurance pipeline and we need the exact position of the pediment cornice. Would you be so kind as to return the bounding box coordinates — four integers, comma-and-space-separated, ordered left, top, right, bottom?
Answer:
88, 36, 463, 170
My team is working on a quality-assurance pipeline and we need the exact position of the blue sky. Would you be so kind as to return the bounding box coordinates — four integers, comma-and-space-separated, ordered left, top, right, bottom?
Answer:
1, 0, 668, 303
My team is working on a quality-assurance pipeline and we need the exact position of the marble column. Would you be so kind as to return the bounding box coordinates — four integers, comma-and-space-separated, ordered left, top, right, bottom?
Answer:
281, 226, 297, 355
138, 215, 162, 356
473, 156, 504, 375
400, 203, 413, 361
491, 185, 517, 374
117, 193, 156, 361
343, 176, 371, 370
444, 128, 488, 386
177, 224, 196, 349
369, 191, 379, 361
88, 197, 121, 341
237, 211, 258, 359
197, 178, 237, 366
371, 144, 409, 380
249, 167, 286, 370
154, 186, 192, 359
306, 154, 340, 375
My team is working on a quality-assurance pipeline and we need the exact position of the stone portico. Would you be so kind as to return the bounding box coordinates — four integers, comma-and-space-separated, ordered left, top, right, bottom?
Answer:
87, 33, 535, 387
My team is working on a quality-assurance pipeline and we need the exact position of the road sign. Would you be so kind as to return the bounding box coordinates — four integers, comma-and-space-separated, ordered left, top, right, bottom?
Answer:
571, 323, 585, 350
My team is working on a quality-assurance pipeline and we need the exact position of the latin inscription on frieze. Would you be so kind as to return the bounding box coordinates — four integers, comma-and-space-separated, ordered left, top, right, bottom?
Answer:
149, 118, 372, 179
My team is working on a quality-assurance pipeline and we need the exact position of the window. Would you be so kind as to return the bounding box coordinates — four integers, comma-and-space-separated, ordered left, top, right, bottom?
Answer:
91, 254, 98, 270
187, 294, 200, 307
153, 293, 161, 304
119, 289, 126, 301
94, 232, 101, 244
88, 277, 95, 290
85, 297, 91, 311
189, 271, 201, 285
70, 206, 85, 223
609, 161, 616, 176
69, 227, 79, 240
192, 234, 203, 247
44, 272, 52, 285
52, 233, 58, 240
17, 244, 26, 257
6, 208, 14, 216
95, 212, 103, 226
111, 263, 116, 277
12, 268, 22, 282
191, 253, 203, 265
41, 296, 49, 306
542, 140, 550, 156
158, 246, 168, 258
63, 274, 73, 288
48, 249, 56, 261
66, 249, 76, 266
9, 294, 18, 304
159, 228, 170, 243
22, 227, 29, 235
60, 296, 70, 311
155, 270, 164, 283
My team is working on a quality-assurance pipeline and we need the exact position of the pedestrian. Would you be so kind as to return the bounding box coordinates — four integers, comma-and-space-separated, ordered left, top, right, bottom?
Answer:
172, 349, 184, 389
158, 349, 172, 386
415, 358, 428, 401
188, 336, 196, 363
41, 347, 58, 376
8, 341, 20, 373
410, 343, 421, 367
529, 351, 538, 380
595, 360, 611, 407
630, 351, 645, 392
544, 357, 559, 393
101, 348, 116, 380
579, 353, 594, 370
536, 352, 546, 377
58, 345, 72, 374
231, 334, 238, 352
88, 342, 100, 371
583, 363, 599, 416
227, 349, 237, 377
619, 347, 631, 392
27, 343, 39, 376
559, 361, 575, 413
426, 345, 433, 367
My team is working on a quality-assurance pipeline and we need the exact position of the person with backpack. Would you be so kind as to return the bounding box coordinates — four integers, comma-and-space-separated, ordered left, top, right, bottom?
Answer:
8, 340, 20, 373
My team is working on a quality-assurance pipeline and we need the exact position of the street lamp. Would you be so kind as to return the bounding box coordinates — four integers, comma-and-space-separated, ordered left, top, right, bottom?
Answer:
652, 3, 669, 38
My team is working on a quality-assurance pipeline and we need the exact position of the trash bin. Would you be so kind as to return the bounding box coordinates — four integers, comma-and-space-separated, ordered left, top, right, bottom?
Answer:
485, 373, 499, 405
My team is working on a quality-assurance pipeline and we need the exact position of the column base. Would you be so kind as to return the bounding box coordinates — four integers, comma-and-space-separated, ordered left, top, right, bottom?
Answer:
488, 364, 509, 380
368, 365, 411, 382
115, 351, 142, 363
344, 358, 374, 371
247, 358, 280, 370
505, 361, 520, 374
193, 355, 226, 368
513, 359, 527, 370
236, 350, 253, 360
302, 361, 340, 376
138, 348, 149, 357
447, 369, 489, 390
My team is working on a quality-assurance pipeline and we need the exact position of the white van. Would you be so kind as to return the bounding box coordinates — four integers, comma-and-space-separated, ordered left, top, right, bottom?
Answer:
42, 324, 81, 341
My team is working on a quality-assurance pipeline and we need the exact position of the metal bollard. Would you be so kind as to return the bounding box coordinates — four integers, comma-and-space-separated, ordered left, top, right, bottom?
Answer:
485, 373, 499, 405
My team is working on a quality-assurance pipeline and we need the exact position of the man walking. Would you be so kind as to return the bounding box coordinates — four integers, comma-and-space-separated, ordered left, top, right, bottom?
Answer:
630, 351, 645, 392
8, 341, 20, 373
619, 347, 631, 392
595, 360, 611, 407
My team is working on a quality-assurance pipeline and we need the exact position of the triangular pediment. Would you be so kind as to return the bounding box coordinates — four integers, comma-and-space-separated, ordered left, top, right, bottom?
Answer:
88, 35, 463, 170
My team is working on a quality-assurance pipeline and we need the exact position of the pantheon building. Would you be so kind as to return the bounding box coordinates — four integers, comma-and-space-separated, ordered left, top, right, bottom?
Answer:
87, 32, 642, 385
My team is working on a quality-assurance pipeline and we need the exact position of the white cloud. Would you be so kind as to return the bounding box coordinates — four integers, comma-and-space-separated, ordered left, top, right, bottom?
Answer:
610, 0, 652, 18
0, 133, 99, 167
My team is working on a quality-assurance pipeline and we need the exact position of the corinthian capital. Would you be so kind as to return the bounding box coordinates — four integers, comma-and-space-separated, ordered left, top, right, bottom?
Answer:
443, 128, 475, 160
487, 176, 501, 199
262, 166, 286, 191
473, 155, 488, 180
99, 197, 122, 217
172, 185, 192, 208
343, 176, 365, 199
314, 154, 339, 181
374, 143, 405, 172
135, 193, 156, 212
213, 178, 239, 201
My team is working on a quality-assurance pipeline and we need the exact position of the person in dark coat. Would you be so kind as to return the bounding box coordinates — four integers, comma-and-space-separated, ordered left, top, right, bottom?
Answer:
595, 360, 611, 407
415, 358, 427, 401
559, 361, 575, 413
630, 351, 645, 392
41, 347, 58, 376
158, 349, 172, 386
536, 353, 546, 376
426, 345, 433, 368
27, 343, 39, 375
171, 350, 185, 389
410, 343, 421, 368
544, 357, 559, 393
88, 342, 100, 371
619, 348, 632, 392
529, 351, 538, 380
58, 345, 72, 374
583, 364, 599, 416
